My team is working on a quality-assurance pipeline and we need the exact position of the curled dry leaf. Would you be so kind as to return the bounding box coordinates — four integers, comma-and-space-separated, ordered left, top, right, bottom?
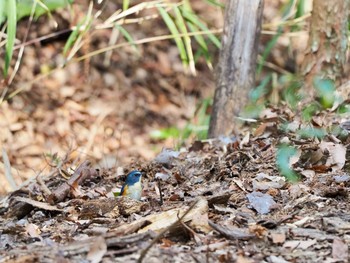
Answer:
319, 141, 346, 171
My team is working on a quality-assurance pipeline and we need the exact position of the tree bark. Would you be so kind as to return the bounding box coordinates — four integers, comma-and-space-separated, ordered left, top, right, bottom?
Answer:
208, 0, 264, 138
301, 0, 350, 90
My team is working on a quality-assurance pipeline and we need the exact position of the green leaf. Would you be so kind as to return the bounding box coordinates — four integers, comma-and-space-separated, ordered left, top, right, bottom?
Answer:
296, 127, 327, 139
250, 74, 272, 102
313, 77, 335, 108
301, 102, 320, 122
282, 79, 302, 109
276, 144, 300, 182
150, 127, 181, 140
16, 0, 73, 21
241, 103, 265, 119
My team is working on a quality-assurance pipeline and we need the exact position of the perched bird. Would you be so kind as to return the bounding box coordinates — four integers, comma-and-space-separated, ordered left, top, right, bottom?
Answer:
120, 170, 143, 200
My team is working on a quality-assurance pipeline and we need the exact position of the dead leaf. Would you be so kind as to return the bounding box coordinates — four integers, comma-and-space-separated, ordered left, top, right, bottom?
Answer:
283, 239, 316, 250
332, 238, 348, 261
319, 141, 346, 171
86, 236, 107, 263
236, 255, 254, 263
249, 224, 267, 238
160, 238, 175, 248
112, 198, 210, 234
246, 191, 277, 214
254, 123, 268, 137
240, 132, 250, 148
25, 223, 41, 238
271, 232, 286, 244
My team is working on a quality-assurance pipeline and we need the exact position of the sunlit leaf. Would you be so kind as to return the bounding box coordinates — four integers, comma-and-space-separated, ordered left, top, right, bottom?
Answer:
313, 77, 335, 108
301, 102, 320, 122
150, 127, 181, 140
283, 80, 302, 109
250, 74, 271, 102
296, 126, 327, 139
276, 144, 300, 182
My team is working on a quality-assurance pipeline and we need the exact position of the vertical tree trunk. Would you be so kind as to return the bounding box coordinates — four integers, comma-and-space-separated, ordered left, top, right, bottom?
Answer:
301, 0, 350, 90
208, 0, 264, 138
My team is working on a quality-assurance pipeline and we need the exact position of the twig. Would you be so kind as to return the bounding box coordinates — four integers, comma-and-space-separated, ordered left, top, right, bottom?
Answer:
157, 179, 163, 205
137, 199, 199, 263
179, 220, 202, 246
208, 220, 255, 240
36, 170, 54, 196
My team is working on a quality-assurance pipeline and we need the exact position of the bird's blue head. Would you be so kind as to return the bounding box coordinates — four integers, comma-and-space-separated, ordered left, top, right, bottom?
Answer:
125, 170, 142, 186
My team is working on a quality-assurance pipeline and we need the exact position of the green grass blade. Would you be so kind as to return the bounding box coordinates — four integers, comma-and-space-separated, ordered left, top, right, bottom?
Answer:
0, 1, 6, 24
181, 2, 211, 66
173, 6, 195, 73
182, 10, 220, 48
63, 22, 82, 56
157, 6, 188, 66
122, 0, 130, 10
257, 29, 282, 76
204, 0, 225, 8
115, 23, 138, 51
4, 0, 17, 77
186, 22, 208, 53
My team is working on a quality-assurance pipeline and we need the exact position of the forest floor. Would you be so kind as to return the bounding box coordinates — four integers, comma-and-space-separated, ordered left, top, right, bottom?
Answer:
1, 0, 350, 262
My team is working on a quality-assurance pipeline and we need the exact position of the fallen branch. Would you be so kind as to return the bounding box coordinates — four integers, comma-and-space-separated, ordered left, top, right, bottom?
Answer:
47, 160, 96, 204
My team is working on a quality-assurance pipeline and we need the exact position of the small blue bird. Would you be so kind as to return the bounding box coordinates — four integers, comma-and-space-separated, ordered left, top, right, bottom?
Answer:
120, 170, 143, 200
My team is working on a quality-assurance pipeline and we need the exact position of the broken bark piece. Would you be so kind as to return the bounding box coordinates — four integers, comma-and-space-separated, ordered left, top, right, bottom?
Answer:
5, 201, 34, 219
207, 192, 232, 207
47, 161, 97, 204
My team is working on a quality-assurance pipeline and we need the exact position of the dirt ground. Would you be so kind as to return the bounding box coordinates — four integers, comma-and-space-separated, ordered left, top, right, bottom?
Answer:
1, 0, 349, 262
